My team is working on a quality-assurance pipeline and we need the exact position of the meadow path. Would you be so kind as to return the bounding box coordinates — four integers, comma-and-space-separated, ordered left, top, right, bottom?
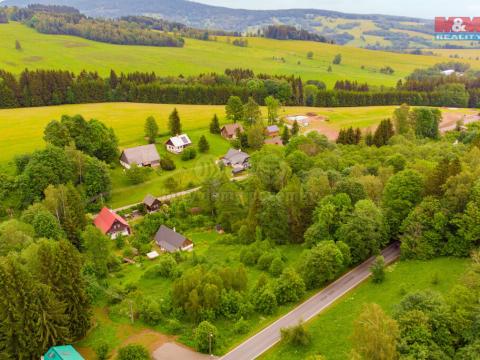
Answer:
221, 243, 401, 360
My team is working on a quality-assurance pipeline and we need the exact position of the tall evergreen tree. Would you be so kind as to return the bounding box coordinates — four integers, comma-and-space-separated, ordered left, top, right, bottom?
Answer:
373, 119, 395, 147
198, 135, 210, 153
209, 114, 221, 134
0, 255, 69, 359
168, 108, 182, 135
291, 120, 300, 136
281, 126, 290, 145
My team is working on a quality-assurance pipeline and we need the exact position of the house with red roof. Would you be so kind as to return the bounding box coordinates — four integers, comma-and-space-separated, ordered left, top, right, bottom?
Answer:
93, 207, 131, 239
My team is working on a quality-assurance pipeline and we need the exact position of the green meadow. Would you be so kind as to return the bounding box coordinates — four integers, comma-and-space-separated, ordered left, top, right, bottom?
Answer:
261, 257, 469, 360
2, 22, 479, 87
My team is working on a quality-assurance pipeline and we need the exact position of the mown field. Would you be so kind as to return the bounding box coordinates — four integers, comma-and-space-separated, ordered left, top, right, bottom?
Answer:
1, 102, 477, 207
261, 257, 469, 360
2, 22, 480, 87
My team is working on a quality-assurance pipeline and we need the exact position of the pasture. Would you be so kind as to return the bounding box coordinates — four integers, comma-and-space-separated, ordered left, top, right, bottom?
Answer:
2, 22, 480, 87
261, 257, 470, 360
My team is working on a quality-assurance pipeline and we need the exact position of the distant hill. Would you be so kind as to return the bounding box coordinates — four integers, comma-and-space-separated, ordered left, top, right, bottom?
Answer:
2, 0, 478, 49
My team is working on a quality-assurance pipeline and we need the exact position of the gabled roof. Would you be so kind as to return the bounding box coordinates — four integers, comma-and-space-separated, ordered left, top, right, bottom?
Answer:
44, 346, 84, 360
121, 144, 160, 165
143, 194, 159, 207
266, 125, 280, 133
166, 134, 192, 147
223, 148, 250, 165
94, 207, 129, 234
264, 136, 283, 146
222, 123, 244, 136
154, 225, 191, 252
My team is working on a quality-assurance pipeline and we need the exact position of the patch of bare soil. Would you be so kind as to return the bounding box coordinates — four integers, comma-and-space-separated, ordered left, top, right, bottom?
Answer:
153, 342, 217, 360
440, 111, 480, 133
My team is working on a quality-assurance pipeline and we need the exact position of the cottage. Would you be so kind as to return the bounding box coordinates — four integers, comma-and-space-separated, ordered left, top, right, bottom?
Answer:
42, 346, 84, 360
222, 148, 250, 174
154, 225, 193, 252
94, 207, 131, 239
265, 125, 280, 137
143, 194, 161, 213
264, 136, 284, 146
120, 144, 160, 169
165, 134, 192, 154
221, 123, 244, 139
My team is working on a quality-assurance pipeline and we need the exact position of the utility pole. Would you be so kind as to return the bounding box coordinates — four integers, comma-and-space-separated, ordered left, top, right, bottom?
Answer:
209, 332, 213, 356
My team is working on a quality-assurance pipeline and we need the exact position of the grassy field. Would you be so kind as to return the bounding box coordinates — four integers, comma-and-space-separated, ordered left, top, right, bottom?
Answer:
2, 22, 480, 87
261, 257, 469, 360
76, 230, 310, 356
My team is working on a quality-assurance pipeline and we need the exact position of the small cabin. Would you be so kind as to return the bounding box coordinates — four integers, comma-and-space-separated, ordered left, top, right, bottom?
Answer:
154, 225, 193, 253
143, 194, 161, 213
165, 134, 192, 154
93, 207, 131, 239
42, 346, 84, 360
221, 123, 244, 139
265, 125, 280, 137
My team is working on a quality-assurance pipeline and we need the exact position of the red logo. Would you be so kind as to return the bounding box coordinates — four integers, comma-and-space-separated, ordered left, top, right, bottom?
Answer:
435, 17, 480, 33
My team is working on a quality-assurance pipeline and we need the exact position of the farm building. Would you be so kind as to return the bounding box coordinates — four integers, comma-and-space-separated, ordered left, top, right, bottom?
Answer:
286, 115, 309, 127
42, 346, 84, 360
165, 134, 192, 154
221, 123, 244, 139
120, 144, 160, 169
143, 194, 161, 212
94, 207, 131, 239
154, 225, 193, 252
265, 125, 280, 137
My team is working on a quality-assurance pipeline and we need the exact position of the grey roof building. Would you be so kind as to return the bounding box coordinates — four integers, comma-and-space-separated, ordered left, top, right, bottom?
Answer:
154, 225, 193, 252
222, 148, 250, 167
120, 144, 160, 169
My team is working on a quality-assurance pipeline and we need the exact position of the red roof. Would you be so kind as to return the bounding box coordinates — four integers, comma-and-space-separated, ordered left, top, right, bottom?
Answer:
93, 207, 129, 234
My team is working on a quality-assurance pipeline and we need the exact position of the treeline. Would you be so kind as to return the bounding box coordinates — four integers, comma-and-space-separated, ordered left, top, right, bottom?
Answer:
263, 25, 330, 43
9, 6, 184, 47
0, 9, 8, 23
1, 66, 480, 109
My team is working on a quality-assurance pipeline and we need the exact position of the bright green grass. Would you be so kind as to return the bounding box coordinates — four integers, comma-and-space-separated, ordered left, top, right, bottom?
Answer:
261, 257, 469, 360
2, 22, 480, 87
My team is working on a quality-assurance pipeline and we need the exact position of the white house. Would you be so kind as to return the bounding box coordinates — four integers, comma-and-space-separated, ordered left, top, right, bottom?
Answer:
165, 134, 192, 154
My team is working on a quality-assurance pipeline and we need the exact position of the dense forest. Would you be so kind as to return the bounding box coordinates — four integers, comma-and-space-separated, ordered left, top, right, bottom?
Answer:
262, 25, 330, 43
1, 62, 480, 109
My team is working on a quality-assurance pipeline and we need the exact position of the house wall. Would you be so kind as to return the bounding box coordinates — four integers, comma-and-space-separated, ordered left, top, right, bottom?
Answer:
166, 144, 184, 154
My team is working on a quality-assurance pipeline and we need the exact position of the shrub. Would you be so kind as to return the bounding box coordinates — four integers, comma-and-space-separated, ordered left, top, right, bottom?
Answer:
94, 342, 109, 360
126, 163, 150, 184
281, 321, 312, 347
160, 157, 176, 170
257, 253, 275, 270
116, 344, 150, 360
269, 257, 284, 277
371, 256, 385, 284
233, 317, 250, 334
181, 147, 197, 161
138, 297, 163, 326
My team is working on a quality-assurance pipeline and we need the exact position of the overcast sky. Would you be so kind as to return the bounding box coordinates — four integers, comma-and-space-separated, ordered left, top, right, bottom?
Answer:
195, 0, 480, 19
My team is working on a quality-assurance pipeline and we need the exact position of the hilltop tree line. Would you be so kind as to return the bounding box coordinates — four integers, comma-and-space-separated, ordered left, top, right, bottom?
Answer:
262, 25, 330, 43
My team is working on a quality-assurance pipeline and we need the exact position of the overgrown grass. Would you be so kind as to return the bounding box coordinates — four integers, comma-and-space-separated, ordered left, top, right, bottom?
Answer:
261, 257, 469, 360
2, 22, 479, 87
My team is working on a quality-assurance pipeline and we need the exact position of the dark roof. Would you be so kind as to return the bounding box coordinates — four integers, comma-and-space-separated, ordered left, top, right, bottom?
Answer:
266, 125, 280, 133
121, 144, 160, 165
143, 194, 159, 207
223, 148, 250, 165
94, 207, 129, 234
154, 225, 191, 252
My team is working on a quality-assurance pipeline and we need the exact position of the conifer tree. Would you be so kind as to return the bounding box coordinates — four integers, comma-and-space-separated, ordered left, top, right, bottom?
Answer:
0, 255, 69, 358
168, 108, 182, 135
291, 120, 300, 136
198, 135, 210, 153
281, 126, 290, 145
373, 119, 395, 147
209, 114, 221, 134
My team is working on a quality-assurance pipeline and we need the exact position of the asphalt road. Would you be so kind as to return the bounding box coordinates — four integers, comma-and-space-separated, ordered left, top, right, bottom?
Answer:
221, 243, 401, 360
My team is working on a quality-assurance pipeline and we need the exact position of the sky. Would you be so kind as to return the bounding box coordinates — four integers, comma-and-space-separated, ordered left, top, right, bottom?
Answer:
195, 0, 480, 19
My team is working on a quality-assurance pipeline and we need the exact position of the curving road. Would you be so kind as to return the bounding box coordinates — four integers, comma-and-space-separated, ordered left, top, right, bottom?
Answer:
221, 243, 401, 360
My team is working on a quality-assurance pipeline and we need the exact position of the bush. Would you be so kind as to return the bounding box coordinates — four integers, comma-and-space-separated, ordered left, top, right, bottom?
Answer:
254, 289, 277, 315
181, 147, 197, 161
94, 342, 109, 360
194, 321, 218, 354
160, 157, 176, 170
281, 321, 312, 347
157, 255, 178, 278
138, 297, 163, 325
269, 257, 284, 277
126, 163, 150, 184
257, 253, 275, 271
116, 344, 150, 360
233, 317, 250, 334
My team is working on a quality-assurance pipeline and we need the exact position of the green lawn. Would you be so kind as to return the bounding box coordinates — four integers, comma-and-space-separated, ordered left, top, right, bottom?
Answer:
2, 22, 479, 87
261, 257, 469, 360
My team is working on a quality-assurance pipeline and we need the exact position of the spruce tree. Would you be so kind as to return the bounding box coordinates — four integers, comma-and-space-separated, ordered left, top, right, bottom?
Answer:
291, 120, 300, 136
281, 126, 290, 145
209, 114, 221, 134
373, 119, 395, 147
144, 116, 159, 144
0, 255, 69, 358
198, 135, 210, 153
168, 108, 182, 135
